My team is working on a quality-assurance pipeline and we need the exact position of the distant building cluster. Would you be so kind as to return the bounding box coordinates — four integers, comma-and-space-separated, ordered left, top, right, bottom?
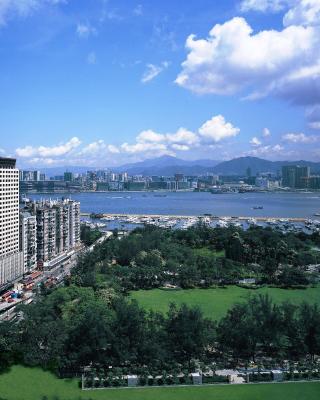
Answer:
19, 164, 320, 194
282, 165, 319, 189
0, 157, 81, 289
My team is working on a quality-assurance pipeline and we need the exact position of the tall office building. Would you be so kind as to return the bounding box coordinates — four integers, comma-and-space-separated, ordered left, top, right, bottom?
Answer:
0, 157, 23, 286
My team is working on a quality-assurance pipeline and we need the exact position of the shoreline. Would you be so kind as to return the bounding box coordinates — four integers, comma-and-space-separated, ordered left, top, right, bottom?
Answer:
81, 212, 308, 222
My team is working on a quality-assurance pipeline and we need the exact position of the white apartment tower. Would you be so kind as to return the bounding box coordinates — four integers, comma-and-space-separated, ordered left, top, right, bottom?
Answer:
0, 157, 23, 286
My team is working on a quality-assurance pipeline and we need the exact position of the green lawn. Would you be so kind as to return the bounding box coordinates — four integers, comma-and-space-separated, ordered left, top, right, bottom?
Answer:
0, 366, 319, 400
130, 285, 320, 320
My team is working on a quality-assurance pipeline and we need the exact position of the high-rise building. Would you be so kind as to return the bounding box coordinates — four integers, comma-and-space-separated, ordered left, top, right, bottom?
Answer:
0, 157, 23, 286
64, 172, 74, 182
282, 165, 310, 188
19, 212, 37, 273
26, 199, 80, 266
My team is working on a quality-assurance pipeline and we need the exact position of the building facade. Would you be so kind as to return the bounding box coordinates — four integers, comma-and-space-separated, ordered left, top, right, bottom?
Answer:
26, 199, 80, 267
282, 165, 310, 188
0, 157, 23, 286
19, 212, 37, 273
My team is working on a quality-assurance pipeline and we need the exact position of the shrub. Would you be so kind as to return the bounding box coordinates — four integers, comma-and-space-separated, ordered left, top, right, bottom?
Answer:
157, 378, 164, 385
179, 376, 186, 384
165, 376, 174, 385
139, 377, 147, 386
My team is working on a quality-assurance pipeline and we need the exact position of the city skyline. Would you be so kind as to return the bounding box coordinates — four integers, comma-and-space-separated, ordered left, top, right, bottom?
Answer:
0, 0, 319, 167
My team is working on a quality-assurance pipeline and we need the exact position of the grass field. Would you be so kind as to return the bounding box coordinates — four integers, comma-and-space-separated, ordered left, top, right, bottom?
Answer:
130, 285, 320, 319
0, 366, 319, 400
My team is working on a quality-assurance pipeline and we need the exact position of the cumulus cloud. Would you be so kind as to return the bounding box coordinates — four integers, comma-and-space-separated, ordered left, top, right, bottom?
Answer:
14, 115, 242, 164
198, 115, 240, 143
166, 128, 199, 145
80, 140, 120, 155
240, 0, 288, 13
283, 0, 320, 27
107, 144, 120, 154
246, 144, 287, 158
250, 136, 262, 146
282, 132, 319, 143
309, 122, 320, 129
171, 144, 190, 151
76, 23, 97, 38
16, 137, 81, 158
120, 142, 172, 156
175, 14, 320, 106
136, 130, 166, 143
141, 61, 169, 83
0, 0, 66, 26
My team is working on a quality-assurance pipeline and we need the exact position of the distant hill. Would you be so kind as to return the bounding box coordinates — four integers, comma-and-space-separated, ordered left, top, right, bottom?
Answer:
33, 156, 320, 178
212, 157, 320, 175
115, 155, 220, 176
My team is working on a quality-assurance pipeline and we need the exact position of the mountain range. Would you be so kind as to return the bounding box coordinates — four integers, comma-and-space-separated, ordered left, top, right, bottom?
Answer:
38, 156, 320, 178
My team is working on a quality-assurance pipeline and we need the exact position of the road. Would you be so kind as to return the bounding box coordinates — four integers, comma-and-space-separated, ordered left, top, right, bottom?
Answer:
0, 232, 113, 321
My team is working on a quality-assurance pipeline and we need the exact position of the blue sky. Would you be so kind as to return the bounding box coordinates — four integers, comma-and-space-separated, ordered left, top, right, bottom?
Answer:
0, 0, 319, 167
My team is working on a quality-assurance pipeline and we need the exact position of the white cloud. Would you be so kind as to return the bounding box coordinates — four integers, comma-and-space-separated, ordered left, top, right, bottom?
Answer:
262, 127, 271, 137
166, 128, 199, 145
250, 136, 262, 146
14, 115, 242, 165
107, 144, 120, 154
309, 121, 320, 129
81, 140, 105, 154
87, 51, 96, 65
240, 0, 289, 13
80, 140, 120, 156
246, 144, 287, 158
171, 144, 190, 151
76, 23, 97, 38
136, 130, 166, 143
175, 15, 320, 106
0, 0, 66, 26
16, 137, 81, 158
282, 132, 319, 143
141, 61, 169, 83
283, 0, 320, 27
120, 142, 172, 155
198, 115, 240, 143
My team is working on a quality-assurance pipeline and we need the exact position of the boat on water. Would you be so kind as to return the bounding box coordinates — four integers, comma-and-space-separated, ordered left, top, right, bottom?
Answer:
154, 194, 167, 197
314, 212, 320, 217
252, 206, 263, 210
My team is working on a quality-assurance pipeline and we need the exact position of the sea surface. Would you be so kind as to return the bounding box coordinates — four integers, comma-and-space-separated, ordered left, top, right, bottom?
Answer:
28, 191, 319, 218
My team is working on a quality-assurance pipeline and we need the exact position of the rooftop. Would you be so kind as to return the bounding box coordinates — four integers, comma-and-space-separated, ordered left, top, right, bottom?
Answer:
0, 157, 16, 169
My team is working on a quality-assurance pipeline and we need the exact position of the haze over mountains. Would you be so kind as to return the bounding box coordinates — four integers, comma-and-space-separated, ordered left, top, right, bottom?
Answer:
40, 156, 320, 178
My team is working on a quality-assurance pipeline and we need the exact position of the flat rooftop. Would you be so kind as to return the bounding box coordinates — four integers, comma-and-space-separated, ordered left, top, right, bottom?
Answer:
0, 157, 16, 168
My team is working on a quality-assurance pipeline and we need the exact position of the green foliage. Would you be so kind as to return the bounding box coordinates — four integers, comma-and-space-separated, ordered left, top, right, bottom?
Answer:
73, 225, 316, 293
80, 225, 102, 247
